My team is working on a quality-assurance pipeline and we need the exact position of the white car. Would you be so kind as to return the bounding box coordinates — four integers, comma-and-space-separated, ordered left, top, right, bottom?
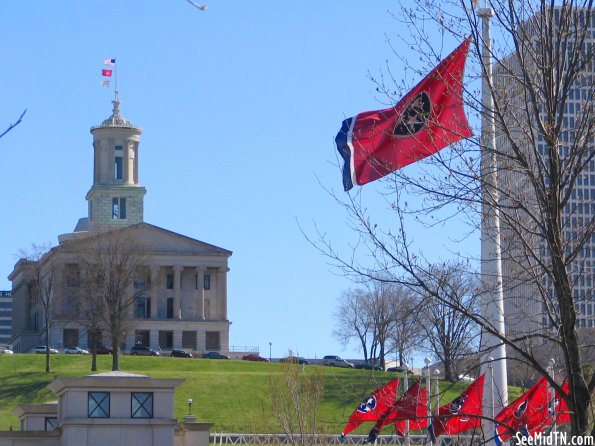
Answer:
34, 345, 59, 354
65, 347, 90, 355
0, 346, 14, 355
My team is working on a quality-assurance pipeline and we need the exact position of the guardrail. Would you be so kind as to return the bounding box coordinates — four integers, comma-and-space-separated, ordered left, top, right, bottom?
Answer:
229, 346, 259, 353
210, 433, 475, 445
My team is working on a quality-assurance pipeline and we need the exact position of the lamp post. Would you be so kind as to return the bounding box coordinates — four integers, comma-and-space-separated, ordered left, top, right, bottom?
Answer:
269, 342, 272, 362
187, 398, 193, 415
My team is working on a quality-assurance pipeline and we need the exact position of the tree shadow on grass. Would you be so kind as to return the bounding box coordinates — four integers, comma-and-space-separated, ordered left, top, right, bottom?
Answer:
0, 373, 56, 406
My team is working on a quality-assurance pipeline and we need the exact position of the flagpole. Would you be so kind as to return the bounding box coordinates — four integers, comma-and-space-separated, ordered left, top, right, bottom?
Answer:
548, 359, 556, 436
477, 4, 509, 438
114, 57, 118, 102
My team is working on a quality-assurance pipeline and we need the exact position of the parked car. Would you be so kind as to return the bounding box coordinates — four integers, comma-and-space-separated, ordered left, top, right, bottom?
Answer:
33, 345, 59, 354
323, 355, 354, 368
171, 349, 193, 358
355, 362, 383, 371
242, 354, 269, 362
386, 366, 413, 374
458, 374, 474, 382
95, 346, 113, 355
280, 356, 308, 365
202, 351, 230, 360
0, 346, 14, 355
65, 347, 90, 355
129, 345, 160, 356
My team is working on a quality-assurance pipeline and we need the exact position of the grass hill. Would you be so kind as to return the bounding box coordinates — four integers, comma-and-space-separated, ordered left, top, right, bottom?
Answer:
0, 354, 519, 433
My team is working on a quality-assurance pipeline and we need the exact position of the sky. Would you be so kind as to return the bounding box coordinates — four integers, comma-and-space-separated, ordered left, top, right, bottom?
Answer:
0, 0, 478, 364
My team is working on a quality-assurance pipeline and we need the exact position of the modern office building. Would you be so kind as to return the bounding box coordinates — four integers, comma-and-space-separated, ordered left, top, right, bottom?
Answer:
494, 9, 594, 337
0, 291, 11, 345
8, 96, 232, 355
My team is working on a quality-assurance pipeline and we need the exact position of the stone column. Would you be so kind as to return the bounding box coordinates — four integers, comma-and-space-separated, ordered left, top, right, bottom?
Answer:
195, 267, 206, 319
150, 265, 159, 319
218, 267, 229, 320
173, 265, 183, 319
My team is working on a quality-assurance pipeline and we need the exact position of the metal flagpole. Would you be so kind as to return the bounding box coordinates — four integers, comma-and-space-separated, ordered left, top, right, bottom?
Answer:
548, 359, 556, 436
423, 358, 432, 446
477, 4, 509, 438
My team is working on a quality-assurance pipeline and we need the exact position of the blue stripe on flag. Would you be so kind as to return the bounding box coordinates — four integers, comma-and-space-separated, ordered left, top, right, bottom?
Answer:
335, 117, 354, 191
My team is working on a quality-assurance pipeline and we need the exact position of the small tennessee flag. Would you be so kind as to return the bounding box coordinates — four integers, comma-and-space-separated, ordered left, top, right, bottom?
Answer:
104, 58, 116, 66
102, 69, 113, 77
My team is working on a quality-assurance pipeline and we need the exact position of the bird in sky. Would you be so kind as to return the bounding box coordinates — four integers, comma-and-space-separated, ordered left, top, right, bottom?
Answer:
186, 0, 208, 11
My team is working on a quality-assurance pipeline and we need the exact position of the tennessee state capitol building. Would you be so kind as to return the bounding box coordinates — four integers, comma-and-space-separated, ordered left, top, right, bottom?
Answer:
8, 95, 232, 355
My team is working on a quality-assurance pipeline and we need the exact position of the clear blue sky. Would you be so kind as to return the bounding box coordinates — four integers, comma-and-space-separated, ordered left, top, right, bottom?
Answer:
0, 0, 477, 362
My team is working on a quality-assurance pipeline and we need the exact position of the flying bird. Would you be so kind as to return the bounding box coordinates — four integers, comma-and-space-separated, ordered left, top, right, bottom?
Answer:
186, 0, 208, 10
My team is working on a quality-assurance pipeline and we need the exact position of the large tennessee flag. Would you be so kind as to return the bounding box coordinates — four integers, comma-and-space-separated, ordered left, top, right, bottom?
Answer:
336, 37, 473, 191
429, 374, 484, 440
341, 378, 399, 436
366, 379, 428, 442
494, 378, 571, 445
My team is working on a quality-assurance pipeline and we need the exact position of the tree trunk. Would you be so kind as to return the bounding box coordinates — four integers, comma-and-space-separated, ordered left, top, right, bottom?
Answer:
45, 320, 50, 373
111, 333, 120, 371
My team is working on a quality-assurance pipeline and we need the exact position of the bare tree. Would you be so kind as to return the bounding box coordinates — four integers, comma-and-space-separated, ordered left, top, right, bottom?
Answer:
268, 355, 324, 445
417, 262, 480, 381
19, 243, 55, 373
75, 229, 148, 371
333, 289, 373, 362
312, 1, 595, 437
388, 286, 423, 368
334, 283, 422, 367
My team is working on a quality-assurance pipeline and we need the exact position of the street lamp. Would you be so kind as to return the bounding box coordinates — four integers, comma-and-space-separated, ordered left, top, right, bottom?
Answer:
187, 398, 193, 415
269, 342, 272, 362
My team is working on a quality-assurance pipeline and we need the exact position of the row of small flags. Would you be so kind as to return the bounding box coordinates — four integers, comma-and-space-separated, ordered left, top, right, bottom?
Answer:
101, 58, 116, 88
340, 375, 570, 444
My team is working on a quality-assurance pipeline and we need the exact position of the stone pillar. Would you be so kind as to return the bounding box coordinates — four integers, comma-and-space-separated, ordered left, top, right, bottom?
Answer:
150, 265, 159, 319
218, 267, 229, 320
196, 267, 206, 319
173, 265, 183, 319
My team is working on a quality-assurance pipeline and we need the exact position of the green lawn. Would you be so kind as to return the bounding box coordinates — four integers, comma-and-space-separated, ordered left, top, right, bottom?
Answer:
0, 354, 519, 433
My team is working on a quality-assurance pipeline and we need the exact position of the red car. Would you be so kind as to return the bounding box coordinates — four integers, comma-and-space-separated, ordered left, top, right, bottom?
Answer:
96, 346, 113, 355
242, 354, 269, 362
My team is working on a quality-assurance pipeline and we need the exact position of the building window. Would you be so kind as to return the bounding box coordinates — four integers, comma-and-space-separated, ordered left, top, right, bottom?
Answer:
63, 328, 79, 349
204, 274, 211, 290
166, 298, 174, 319
134, 297, 151, 319
182, 331, 197, 349
135, 330, 150, 346
45, 417, 58, 431
115, 145, 123, 151
88, 392, 110, 418
112, 197, 127, 219
166, 273, 174, 289
131, 392, 153, 418
206, 331, 220, 351
114, 156, 123, 180
159, 330, 174, 349
65, 264, 80, 287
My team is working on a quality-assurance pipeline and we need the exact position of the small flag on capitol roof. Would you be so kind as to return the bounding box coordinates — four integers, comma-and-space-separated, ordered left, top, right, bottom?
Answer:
104, 58, 116, 66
